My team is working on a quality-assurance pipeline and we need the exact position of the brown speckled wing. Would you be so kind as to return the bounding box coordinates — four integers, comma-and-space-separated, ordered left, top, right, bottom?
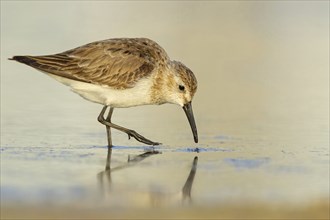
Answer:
12, 38, 169, 89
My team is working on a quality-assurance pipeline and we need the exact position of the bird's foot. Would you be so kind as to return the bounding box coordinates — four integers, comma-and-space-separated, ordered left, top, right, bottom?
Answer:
126, 130, 161, 146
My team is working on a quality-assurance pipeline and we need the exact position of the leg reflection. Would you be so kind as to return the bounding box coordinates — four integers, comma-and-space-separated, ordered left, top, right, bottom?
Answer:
97, 148, 161, 194
97, 147, 113, 194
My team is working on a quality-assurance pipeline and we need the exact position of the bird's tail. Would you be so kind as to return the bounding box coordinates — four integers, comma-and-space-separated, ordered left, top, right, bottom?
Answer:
9, 56, 38, 66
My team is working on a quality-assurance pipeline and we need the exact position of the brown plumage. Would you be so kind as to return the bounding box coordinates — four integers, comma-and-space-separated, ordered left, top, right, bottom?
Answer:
10, 38, 170, 90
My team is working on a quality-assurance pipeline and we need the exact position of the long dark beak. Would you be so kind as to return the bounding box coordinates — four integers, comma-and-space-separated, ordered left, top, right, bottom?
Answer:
183, 102, 198, 143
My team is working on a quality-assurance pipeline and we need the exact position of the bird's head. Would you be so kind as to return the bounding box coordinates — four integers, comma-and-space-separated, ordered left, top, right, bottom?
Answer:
167, 61, 198, 106
166, 61, 198, 143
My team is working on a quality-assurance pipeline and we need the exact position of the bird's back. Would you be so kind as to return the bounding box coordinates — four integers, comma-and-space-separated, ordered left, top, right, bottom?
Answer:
10, 38, 170, 90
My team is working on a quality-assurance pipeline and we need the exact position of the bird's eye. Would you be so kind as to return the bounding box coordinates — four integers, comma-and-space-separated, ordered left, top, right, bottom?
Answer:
179, 85, 185, 91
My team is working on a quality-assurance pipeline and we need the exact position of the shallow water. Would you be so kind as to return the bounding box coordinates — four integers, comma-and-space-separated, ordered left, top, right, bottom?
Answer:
1, 1, 329, 219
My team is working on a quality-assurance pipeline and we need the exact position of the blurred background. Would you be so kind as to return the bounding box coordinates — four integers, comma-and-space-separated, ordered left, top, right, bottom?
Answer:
1, 1, 329, 219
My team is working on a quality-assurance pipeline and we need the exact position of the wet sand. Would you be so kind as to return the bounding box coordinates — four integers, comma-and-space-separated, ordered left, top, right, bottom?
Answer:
2, 201, 329, 219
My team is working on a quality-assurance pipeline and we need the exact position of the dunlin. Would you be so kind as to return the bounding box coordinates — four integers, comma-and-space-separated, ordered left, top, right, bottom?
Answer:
9, 38, 198, 146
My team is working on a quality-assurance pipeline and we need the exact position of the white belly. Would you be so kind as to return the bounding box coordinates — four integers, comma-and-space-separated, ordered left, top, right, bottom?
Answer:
46, 74, 153, 108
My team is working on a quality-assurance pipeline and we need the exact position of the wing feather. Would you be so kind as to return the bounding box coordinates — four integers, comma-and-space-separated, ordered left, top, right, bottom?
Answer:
12, 38, 169, 89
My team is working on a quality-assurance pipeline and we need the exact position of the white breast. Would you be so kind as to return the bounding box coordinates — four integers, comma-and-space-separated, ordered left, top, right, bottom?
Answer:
46, 74, 153, 108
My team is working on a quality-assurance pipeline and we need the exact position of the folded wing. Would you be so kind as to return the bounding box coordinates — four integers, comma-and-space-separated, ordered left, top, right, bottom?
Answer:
10, 38, 169, 89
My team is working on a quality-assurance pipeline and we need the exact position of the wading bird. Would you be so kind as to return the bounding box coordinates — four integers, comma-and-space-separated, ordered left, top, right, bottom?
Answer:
10, 38, 198, 147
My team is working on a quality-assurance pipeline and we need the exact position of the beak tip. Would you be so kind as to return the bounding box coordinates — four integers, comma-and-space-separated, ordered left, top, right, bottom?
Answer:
194, 137, 198, 143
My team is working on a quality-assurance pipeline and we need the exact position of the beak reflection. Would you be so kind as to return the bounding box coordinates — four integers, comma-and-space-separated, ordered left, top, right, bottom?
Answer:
183, 102, 198, 143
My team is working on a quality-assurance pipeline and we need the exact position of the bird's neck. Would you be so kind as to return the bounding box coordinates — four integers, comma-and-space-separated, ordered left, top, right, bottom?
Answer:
149, 69, 175, 105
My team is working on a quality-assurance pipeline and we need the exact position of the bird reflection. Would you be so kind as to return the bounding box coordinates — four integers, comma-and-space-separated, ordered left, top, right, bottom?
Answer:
97, 147, 161, 192
182, 156, 198, 200
97, 147, 198, 206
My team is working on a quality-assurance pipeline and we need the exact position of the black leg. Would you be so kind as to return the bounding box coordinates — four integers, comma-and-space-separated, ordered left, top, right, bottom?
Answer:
98, 106, 160, 146
105, 107, 114, 148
